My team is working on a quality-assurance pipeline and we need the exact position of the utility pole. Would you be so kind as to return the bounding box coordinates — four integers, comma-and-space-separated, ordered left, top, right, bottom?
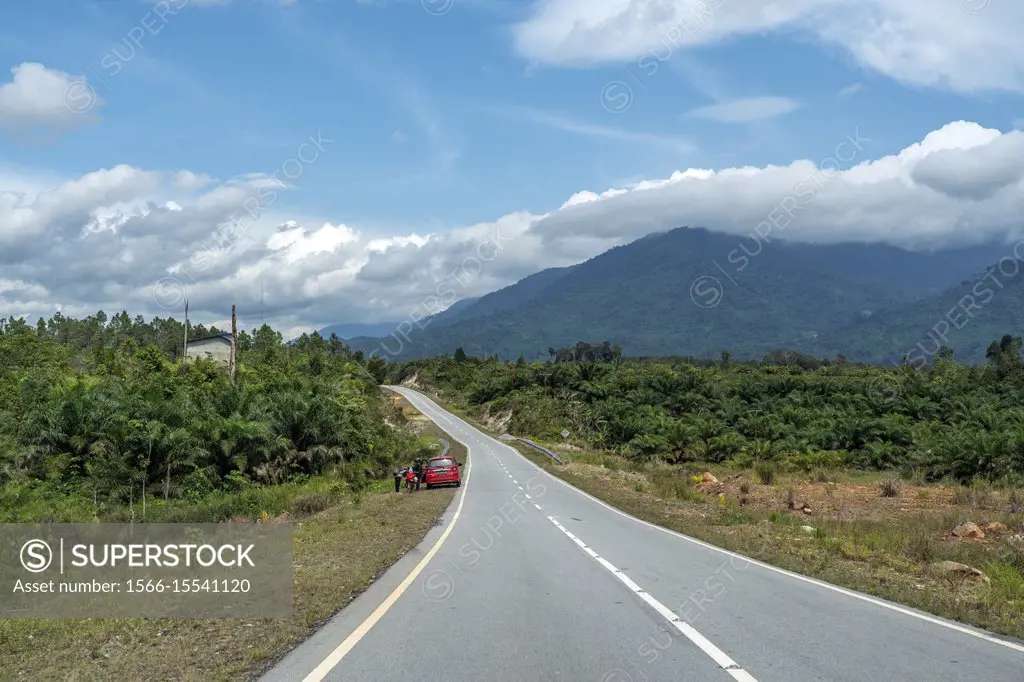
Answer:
182, 298, 189, 363
229, 303, 237, 381
260, 276, 265, 326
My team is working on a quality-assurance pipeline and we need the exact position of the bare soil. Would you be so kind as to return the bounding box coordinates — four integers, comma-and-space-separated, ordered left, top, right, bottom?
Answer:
512, 444, 1024, 640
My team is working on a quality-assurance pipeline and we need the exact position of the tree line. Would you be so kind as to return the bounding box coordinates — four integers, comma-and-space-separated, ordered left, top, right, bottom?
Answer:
386, 335, 1024, 483
0, 312, 402, 522
547, 341, 624, 364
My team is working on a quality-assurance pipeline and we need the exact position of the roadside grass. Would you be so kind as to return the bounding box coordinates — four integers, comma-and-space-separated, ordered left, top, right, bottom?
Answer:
386, 391, 468, 466
505, 438, 1024, 640
385, 385, 1024, 637
0, 394, 460, 681
0, 476, 361, 524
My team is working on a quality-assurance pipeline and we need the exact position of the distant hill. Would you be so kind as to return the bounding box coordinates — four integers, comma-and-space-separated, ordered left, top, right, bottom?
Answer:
423, 266, 578, 329
342, 269, 578, 355
344, 227, 1011, 362
815, 258, 1024, 365
318, 322, 402, 340
415, 296, 481, 328
319, 297, 489, 342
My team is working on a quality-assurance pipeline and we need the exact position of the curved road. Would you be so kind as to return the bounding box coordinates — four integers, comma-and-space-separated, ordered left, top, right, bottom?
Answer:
262, 386, 1024, 682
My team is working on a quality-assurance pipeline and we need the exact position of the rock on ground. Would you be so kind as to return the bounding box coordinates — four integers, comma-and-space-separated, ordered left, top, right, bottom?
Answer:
951, 522, 985, 539
929, 560, 990, 585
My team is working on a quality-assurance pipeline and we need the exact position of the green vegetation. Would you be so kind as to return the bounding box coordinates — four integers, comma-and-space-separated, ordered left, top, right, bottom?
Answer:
0, 312, 401, 522
508, 444, 1024, 640
0, 470, 456, 681
395, 346, 1024, 638
0, 325, 459, 680
347, 227, 1013, 363
388, 336, 1024, 483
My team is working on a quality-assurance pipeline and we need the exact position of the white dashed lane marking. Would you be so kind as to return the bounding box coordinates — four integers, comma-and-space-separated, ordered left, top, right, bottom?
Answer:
546, 517, 758, 682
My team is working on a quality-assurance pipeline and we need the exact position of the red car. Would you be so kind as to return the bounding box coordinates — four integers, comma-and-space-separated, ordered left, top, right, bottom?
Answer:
423, 455, 462, 489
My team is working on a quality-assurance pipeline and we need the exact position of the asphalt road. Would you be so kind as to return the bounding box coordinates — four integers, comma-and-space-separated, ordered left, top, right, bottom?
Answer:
262, 386, 1024, 682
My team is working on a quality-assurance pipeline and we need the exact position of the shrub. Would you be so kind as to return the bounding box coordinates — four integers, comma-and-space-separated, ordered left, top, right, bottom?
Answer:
953, 481, 995, 508
290, 491, 334, 516
727, 453, 755, 470
878, 475, 902, 498
810, 468, 832, 483
754, 461, 776, 485
652, 474, 691, 500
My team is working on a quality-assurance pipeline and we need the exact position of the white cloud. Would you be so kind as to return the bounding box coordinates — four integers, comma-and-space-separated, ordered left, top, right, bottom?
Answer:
267, 222, 360, 264
6, 120, 1024, 335
365, 235, 430, 253
492, 105, 696, 152
512, 0, 1024, 93
0, 62, 102, 131
910, 131, 1024, 200
684, 96, 800, 123
837, 83, 863, 98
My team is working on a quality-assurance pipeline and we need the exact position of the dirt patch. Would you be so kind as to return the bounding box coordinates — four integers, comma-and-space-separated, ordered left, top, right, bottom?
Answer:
481, 408, 513, 433
724, 478, 957, 521
392, 396, 433, 436
508, 445, 1024, 640
389, 396, 468, 467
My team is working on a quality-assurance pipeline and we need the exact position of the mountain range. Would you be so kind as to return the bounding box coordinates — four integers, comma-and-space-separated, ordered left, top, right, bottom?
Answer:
328, 227, 1020, 365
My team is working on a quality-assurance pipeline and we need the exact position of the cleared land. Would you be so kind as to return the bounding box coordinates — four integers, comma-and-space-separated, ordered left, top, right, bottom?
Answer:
423, 388, 1024, 641
508, 440, 1024, 639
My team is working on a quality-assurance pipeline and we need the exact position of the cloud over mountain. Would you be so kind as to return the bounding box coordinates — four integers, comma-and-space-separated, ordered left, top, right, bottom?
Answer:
4, 119, 1023, 339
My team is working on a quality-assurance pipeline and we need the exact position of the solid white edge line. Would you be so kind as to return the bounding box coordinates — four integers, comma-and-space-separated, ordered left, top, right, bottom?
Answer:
488, 421, 1024, 655
300, 390, 474, 681
401, 389, 1024, 660
398, 388, 1024, 656
546, 515, 758, 682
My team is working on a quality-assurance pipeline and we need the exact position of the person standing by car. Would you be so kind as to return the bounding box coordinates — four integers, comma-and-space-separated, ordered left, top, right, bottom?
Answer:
412, 458, 424, 491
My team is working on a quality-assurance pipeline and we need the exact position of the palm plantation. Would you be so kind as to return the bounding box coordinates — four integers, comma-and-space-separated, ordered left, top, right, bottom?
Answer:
0, 313, 409, 522
390, 339, 1024, 484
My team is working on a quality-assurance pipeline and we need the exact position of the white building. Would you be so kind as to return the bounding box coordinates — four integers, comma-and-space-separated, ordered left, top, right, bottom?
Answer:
186, 333, 233, 364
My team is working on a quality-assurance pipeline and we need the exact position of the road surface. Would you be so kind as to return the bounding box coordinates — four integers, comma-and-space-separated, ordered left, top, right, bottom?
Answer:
262, 386, 1024, 682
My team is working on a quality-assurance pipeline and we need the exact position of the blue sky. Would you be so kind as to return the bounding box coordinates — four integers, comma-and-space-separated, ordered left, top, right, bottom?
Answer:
4, 0, 1020, 229
1, 0, 1023, 335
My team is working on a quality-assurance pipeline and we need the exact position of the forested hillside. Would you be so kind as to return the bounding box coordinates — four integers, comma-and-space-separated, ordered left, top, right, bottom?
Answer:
815, 256, 1024, 364
387, 337, 1024, 483
345, 227, 1008, 362
0, 313, 402, 522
